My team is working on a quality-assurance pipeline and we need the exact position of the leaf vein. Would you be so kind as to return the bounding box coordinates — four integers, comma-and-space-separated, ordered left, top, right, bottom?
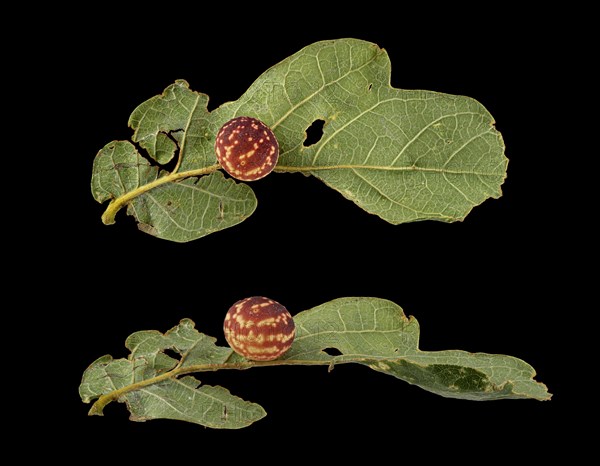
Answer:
145, 192, 199, 233
271, 51, 379, 130
173, 93, 201, 173
139, 386, 191, 419
390, 112, 482, 167
294, 328, 401, 342
350, 168, 420, 215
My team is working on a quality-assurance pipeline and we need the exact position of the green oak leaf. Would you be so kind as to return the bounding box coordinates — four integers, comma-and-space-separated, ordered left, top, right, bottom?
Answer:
80, 298, 549, 430
289, 298, 549, 401
91, 140, 257, 243
79, 319, 263, 429
91, 38, 507, 242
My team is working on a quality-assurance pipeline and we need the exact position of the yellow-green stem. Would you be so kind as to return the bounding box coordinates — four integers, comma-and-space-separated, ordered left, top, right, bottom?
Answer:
101, 164, 221, 225
88, 358, 345, 416
101, 162, 426, 226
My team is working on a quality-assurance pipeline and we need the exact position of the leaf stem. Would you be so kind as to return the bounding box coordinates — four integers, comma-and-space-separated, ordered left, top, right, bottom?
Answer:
88, 370, 173, 415
101, 164, 221, 225
274, 164, 497, 174
101, 162, 498, 226
88, 358, 346, 416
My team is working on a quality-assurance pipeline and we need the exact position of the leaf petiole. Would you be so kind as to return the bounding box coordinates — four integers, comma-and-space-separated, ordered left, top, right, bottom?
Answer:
100, 164, 221, 225
88, 357, 344, 416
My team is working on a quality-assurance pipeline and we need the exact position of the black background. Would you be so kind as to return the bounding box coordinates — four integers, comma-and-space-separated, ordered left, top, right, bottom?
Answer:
31, 5, 579, 461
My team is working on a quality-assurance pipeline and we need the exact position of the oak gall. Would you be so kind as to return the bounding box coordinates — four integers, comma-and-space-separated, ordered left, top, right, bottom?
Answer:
214, 116, 279, 181
223, 296, 295, 361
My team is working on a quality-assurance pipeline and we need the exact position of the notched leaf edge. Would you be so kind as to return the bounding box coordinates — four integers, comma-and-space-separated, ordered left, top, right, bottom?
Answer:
91, 40, 509, 242
80, 299, 550, 429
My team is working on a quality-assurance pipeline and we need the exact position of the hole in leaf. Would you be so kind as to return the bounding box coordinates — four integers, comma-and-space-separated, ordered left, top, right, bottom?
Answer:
303, 119, 325, 147
131, 129, 182, 173
367, 83, 373, 91
322, 347, 343, 356
222, 405, 228, 421
163, 348, 180, 360
159, 130, 183, 172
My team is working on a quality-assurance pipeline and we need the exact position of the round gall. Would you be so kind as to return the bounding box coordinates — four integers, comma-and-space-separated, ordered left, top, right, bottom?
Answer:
214, 116, 279, 181
223, 296, 295, 361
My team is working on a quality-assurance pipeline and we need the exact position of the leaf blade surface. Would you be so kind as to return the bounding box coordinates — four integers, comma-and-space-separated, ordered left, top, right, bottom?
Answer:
80, 298, 549, 430
91, 39, 508, 241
